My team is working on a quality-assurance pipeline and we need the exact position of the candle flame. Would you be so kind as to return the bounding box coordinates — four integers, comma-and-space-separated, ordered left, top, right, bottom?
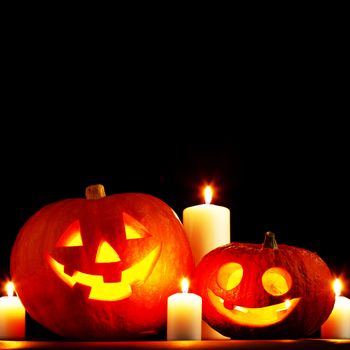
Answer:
204, 186, 213, 204
6, 282, 15, 297
284, 299, 291, 309
181, 278, 189, 293
333, 278, 342, 297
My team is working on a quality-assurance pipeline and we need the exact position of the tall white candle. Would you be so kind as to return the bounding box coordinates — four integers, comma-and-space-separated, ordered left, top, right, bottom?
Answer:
321, 278, 350, 339
0, 282, 25, 339
183, 185, 230, 340
183, 186, 230, 266
167, 278, 202, 340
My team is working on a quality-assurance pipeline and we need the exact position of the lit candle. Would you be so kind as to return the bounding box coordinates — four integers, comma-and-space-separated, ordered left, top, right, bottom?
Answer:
183, 185, 230, 339
167, 278, 202, 340
321, 278, 350, 339
183, 185, 230, 266
0, 282, 25, 339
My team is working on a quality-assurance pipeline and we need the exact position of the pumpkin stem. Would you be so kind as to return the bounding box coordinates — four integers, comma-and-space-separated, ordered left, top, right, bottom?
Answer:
85, 184, 106, 200
263, 231, 278, 249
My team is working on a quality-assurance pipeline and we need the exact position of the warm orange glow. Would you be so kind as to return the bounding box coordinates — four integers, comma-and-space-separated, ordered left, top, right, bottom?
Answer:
217, 263, 243, 290
123, 213, 148, 239
6, 282, 15, 297
48, 245, 161, 301
262, 267, 292, 296
209, 289, 300, 326
56, 220, 83, 247
95, 241, 120, 263
204, 186, 213, 204
181, 278, 189, 293
125, 224, 144, 239
333, 278, 342, 297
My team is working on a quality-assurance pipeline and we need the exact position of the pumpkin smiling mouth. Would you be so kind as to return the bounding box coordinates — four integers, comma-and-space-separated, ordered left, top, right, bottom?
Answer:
208, 290, 301, 326
48, 245, 161, 301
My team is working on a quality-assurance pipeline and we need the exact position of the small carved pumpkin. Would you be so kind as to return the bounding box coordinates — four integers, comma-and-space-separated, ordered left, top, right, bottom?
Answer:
192, 232, 335, 339
10, 184, 194, 340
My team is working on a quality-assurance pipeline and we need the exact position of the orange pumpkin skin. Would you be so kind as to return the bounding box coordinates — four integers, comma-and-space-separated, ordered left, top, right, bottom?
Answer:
192, 232, 335, 339
11, 187, 194, 340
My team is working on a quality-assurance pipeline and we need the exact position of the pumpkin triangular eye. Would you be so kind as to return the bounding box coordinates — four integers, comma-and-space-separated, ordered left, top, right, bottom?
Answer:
125, 225, 144, 239
123, 213, 148, 240
95, 241, 120, 263
56, 220, 83, 247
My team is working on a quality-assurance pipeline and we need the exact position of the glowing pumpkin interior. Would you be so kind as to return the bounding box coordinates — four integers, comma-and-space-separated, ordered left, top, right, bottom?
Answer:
48, 212, 161, 301
209, 262, 300, 327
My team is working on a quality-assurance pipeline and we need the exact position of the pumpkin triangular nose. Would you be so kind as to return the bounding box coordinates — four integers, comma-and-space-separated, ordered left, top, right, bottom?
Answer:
95, 241, 120, 263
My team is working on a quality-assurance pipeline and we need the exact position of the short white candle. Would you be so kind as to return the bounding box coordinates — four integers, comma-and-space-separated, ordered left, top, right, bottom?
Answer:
321, 278, 350, 339
183, 185, 230, 340
167, 278, 202, 340
0, 282, 25, 339
183, 185, 230, 266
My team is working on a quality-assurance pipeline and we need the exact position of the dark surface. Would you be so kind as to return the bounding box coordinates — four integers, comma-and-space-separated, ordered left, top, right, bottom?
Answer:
1, 339, 350, 350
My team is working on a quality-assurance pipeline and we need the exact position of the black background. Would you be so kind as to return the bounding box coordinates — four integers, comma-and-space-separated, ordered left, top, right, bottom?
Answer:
1, 16, 349, 339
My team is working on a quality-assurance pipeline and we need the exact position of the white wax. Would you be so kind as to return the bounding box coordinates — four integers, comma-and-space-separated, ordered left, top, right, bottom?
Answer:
0, 296, 25, 339
167, 292, 202, 340
183, 202, 230, 340
321, 295, 350, 339
183, 203, 230, 266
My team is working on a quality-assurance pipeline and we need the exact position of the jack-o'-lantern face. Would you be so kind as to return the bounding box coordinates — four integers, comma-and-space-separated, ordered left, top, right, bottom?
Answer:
48, 213, 161, 301
192, 232, 335, 339
10, 186, 195, 340
208, 263, 300, 326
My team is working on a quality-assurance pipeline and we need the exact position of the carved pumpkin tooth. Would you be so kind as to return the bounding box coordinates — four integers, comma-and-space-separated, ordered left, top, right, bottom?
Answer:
63, 265, 76, 277
223, 299, 233, 310
101, 270, 122, 283
73, 282, 92, 299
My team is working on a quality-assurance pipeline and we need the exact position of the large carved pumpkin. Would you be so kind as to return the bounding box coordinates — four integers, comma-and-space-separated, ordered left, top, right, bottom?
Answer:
192, 231, 335, 339
10, 184, 194, 340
